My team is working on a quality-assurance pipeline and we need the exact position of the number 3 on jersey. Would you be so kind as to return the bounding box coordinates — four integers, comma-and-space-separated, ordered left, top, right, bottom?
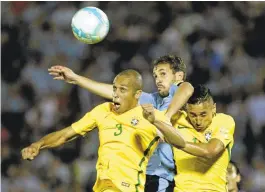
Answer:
114, 124, 123, 136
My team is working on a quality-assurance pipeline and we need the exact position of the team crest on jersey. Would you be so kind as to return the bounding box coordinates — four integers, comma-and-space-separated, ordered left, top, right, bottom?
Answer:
131, 118, 139, 126
205, 130, 212, 141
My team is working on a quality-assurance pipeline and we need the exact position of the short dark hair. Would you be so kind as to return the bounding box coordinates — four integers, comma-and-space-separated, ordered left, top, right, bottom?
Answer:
153, 55, 187, 80
187, 85, 213, 104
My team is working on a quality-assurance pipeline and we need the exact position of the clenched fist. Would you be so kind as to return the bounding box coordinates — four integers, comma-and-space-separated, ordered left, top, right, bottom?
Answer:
21, 143, 41, 161
48, 65, 78, 84
142, 104, 156, 124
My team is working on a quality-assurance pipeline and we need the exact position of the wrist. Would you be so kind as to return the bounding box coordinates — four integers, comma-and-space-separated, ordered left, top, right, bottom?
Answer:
165, 112, 172, 120
32, 140, 44, 149
72, 74, 81, 84
154, 119, 161, 125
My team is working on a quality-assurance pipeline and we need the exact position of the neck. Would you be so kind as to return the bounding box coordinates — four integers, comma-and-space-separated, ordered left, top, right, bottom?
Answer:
229, 186, 239, 192
127, 101, 139, 111
229, 189, 239, 192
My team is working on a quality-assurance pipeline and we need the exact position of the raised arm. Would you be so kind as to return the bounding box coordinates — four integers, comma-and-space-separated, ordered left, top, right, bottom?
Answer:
165, 82, 194, 119
48, 65, 113, 100
21, 126, 78, 160
142, 104, 186, 149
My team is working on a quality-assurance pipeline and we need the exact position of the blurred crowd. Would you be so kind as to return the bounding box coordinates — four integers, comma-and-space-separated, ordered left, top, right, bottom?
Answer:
1, 1, 265, 192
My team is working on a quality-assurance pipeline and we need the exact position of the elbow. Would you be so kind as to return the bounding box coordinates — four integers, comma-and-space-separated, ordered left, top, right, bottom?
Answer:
178, 139, 186, 149
204, 148, 220, 159
204, 151, 215, 159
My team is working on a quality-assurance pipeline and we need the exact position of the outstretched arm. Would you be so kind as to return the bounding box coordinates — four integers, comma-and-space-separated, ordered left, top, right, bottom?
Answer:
48, 66, 113, 100
165, 82, 194, 119
21, 126, 78, 160
142, 104, 186, 149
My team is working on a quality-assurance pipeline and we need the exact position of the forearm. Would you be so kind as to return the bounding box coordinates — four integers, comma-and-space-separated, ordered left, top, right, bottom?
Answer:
34, 127, 75, 150
153, 120, 185, 148
166, 82, 194, 119
182, 142, 210, 158
75, 75, 113, 100
182, 139, 224, 159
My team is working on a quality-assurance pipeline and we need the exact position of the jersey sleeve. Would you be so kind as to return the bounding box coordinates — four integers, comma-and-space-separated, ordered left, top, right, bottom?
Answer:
71, 103, 109, 136
211, 116, 235, 147
139, 92, 156, 106
169, 83, 179, 96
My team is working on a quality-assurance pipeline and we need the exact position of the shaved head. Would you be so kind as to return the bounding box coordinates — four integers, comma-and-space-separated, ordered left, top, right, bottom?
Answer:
112, 69, 143, 114
115, 69, 143, 92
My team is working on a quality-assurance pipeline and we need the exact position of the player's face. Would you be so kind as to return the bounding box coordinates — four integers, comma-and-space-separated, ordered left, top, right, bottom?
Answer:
227, 163, 240, 192
186, 101, 216, 132
112, 76, 141, 114
153, 63, 176, 97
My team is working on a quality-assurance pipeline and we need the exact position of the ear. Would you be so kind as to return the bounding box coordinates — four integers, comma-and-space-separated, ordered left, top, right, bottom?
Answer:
135, 90, 142, 100
236, 174, 241, 183
212, 103, 217, 115
174, 71, 184, 81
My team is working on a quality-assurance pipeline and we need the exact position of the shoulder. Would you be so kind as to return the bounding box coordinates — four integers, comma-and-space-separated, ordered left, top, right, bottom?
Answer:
139, 92, 156, 104
212, 113, 235, 136
92, 102, 112, 113
214, 113, 235, 126
169, 84, 179, 95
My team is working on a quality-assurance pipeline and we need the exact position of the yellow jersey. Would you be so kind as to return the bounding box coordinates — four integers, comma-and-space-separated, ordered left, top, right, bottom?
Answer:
172, 111, 235, 192
71, 102, 169, 192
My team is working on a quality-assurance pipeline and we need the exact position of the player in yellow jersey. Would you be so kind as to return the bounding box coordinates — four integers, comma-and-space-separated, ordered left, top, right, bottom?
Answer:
21, 69, 186, 192
142, 85, 235, 192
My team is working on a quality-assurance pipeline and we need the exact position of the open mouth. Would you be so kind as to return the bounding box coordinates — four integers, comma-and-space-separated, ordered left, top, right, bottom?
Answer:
113, 101, 121, 110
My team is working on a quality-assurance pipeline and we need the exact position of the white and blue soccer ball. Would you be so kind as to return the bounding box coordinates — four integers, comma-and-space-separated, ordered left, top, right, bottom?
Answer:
71, 7, 110, 44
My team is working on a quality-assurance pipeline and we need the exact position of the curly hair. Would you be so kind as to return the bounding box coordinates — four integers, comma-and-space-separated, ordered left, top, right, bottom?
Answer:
152, 55, 187, 80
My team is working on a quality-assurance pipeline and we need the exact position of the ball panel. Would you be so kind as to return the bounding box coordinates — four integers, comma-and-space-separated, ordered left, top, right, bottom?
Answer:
71, 7, 109, 44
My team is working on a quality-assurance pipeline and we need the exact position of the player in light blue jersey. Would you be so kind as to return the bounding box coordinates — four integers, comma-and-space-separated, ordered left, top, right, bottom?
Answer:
48, 55, 194, 192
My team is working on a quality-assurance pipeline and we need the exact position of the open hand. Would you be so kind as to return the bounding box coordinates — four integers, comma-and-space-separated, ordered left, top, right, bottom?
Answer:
48, 65, 78, 84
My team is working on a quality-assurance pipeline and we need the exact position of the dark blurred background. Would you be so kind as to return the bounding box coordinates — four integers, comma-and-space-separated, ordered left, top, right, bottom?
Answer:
1, 1, 265, 192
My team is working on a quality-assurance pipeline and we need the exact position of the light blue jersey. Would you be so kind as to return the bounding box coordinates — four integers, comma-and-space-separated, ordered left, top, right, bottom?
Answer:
139, 84, 178, 181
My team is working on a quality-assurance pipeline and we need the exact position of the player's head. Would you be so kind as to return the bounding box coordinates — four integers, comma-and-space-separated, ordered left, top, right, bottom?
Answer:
227, 161, 242, 192
185, 85, 216, 132
112, 69, 142, 114
152, 55, 186, 97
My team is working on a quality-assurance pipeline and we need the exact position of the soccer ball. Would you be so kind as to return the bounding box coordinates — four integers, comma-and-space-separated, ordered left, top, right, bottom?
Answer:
71, 7, 109, 44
